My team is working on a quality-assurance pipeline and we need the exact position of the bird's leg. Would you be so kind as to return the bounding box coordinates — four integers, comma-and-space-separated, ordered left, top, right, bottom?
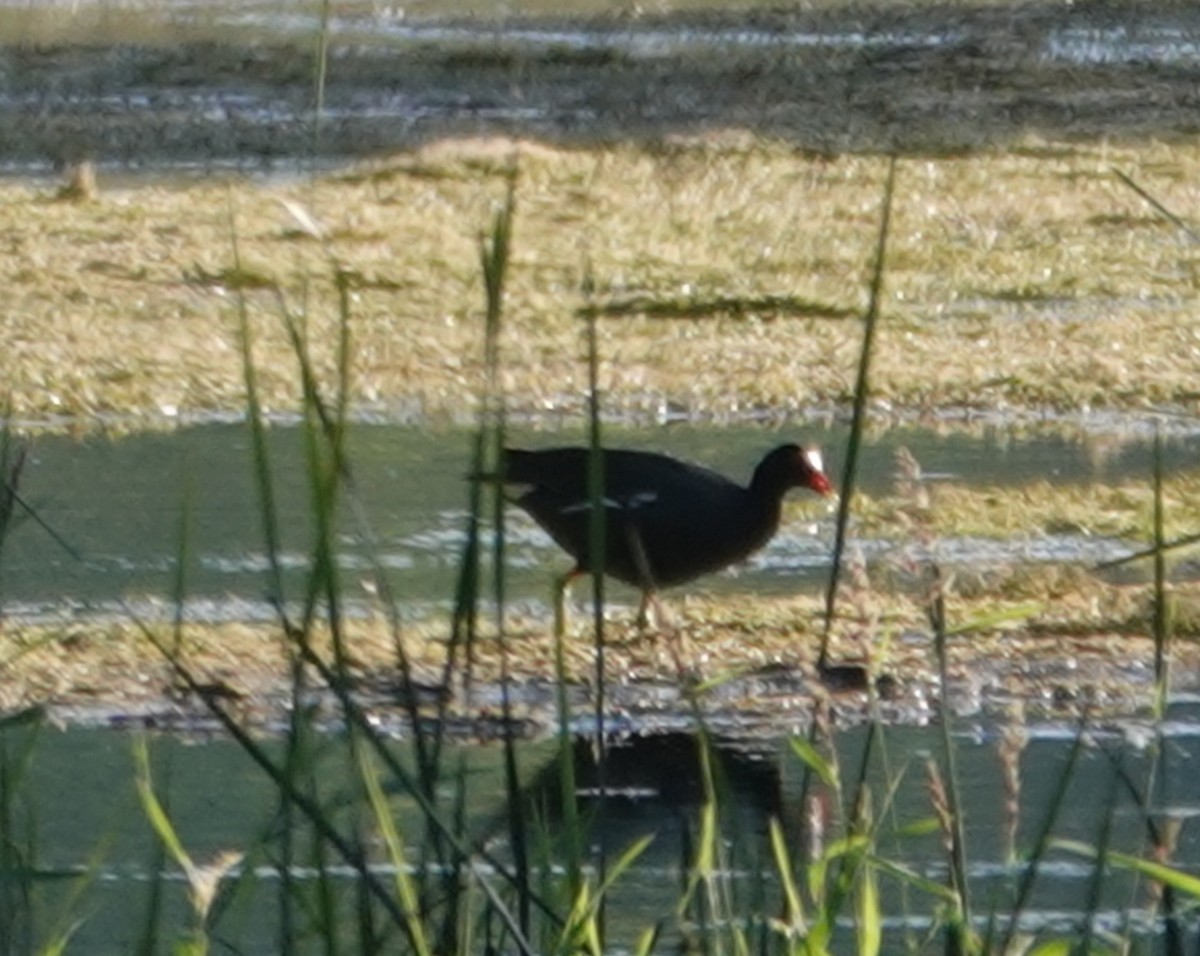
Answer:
636, 591, 652, 629
624, 522, 669, 634
553, 567, 583, 639
636, 590, 667, 631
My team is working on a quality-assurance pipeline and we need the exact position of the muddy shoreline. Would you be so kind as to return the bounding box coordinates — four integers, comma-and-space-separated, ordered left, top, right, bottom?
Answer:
11, 580, 1200, 736
4, 2, 1200, 169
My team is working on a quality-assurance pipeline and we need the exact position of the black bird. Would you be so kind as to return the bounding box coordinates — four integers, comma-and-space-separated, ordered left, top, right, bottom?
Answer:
502, 444, 832, 630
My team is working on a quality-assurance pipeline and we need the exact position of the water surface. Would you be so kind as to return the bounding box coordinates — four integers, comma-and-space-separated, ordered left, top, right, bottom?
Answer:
4, 1, 1200, 168
14, 700, 1200, 953
4, 419, 1188, 625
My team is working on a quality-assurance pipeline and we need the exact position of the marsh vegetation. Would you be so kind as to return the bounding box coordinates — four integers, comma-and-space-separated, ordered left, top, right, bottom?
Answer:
0, 0, 1199, 952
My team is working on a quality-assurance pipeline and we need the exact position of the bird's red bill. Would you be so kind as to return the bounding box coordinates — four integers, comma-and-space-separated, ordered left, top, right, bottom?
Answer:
801, 448, 833, 496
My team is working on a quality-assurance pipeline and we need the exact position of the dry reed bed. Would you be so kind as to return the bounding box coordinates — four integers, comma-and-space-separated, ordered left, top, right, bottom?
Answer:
3, 135, 1200, 428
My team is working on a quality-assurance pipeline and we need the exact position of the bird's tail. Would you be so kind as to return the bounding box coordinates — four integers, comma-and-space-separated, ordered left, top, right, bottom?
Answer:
464, 448, 525, 485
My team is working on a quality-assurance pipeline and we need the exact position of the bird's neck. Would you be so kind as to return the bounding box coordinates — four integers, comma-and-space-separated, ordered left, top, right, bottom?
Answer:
748, 468, 793, 508
744, 483, 787, 540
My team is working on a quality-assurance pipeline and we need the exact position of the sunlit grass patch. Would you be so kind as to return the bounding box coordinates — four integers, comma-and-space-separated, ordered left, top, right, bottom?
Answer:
851, 470, 1200, 541
3, 136, 1200, 427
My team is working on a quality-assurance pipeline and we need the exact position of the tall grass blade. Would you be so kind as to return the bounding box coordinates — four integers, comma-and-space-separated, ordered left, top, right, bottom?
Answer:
1024, 941, 1074, 956
1076, 770, 1119, 955
229, 198, 286, 607
1111, 167, 1200, 243
0, 422, 80, 564
0, 717, 42, 956
310, 0, 332, 161
0, 422, 24, 554
560, 834, 654, 954
227, 203, 312, 951
992, 713, 1088, 955
870, 856, 960, 904
631, 923, 663, 956
34, 918, 87, 956
133, 738, 193, 888
442, 425, 489, 951
1055, 840, 1200, 898
1151, 429, 1171, 715
855, 852, 881, 956
929, 575, 974, 954
1149, 432, 1182, 955
806, 714, 881, 942
468, 860, 538, 956
1144, 428, 1185, 952
767, 817, 807, 935
678, 743, 718, 912
821, 156, 898, 664
788, 736, 838, 791
134, 777, 170, 956
359, 750, 432, 956
581, 262, 611, 937
280, 621, 567, 927
553, 604, 584, 911
133, 737, 242, 956
1096, 527, 1200, 570
449, 428, 485, 690
0, 425, 62, 955
479, 166, 535, 938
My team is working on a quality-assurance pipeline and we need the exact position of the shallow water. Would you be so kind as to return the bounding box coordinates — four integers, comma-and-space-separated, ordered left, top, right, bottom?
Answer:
4, 418, 1190, 627
14, 699, 1200, 953
8, 0, 1200, 65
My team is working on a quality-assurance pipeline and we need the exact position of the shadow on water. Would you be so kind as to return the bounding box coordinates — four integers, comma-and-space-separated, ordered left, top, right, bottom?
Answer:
14, 702, 1200, 953
5, 419, 1197, 623
3, 1, 1200, 169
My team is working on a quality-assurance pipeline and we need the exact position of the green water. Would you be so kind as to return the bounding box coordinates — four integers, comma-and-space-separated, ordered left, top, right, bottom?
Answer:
11, 708, 1199, 953
4, 420, 1187, 620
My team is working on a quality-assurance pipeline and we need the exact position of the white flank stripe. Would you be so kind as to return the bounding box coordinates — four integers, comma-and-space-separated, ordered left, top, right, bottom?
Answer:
560, 497, 623, 514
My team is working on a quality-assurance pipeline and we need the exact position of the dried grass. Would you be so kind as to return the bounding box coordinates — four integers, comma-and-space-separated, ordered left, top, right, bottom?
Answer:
3, 568, 1195, 724
4, 136, 1200, 429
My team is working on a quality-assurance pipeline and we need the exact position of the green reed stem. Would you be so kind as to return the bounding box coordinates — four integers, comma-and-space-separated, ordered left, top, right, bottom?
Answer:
821, 155, 897, 665
930, 571, 974, 952
480, 166, 534, 939
582, 263, 611, 939
227, 198, 306, 951
1151, 429, 1171, 713
1149, 428, 1182, 955
1112, 167, 1200, 243
992, 711, 1088, 955
310, 0, 332, 161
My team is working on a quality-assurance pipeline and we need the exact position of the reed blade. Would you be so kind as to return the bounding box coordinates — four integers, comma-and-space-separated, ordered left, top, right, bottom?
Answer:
820, 155, 898, 665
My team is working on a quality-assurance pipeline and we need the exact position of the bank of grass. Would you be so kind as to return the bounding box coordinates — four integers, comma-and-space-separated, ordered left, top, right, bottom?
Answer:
852, 469, 1200, 541
4, 136, 1200, 428
2, 566, 1197, 724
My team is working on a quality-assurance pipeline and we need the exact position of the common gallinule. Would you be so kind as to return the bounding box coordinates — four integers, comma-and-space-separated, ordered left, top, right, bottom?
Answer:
503, 443, 833, 630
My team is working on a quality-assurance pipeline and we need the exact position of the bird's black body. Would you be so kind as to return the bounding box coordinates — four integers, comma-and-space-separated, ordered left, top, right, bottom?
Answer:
503, 444, 831, 594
